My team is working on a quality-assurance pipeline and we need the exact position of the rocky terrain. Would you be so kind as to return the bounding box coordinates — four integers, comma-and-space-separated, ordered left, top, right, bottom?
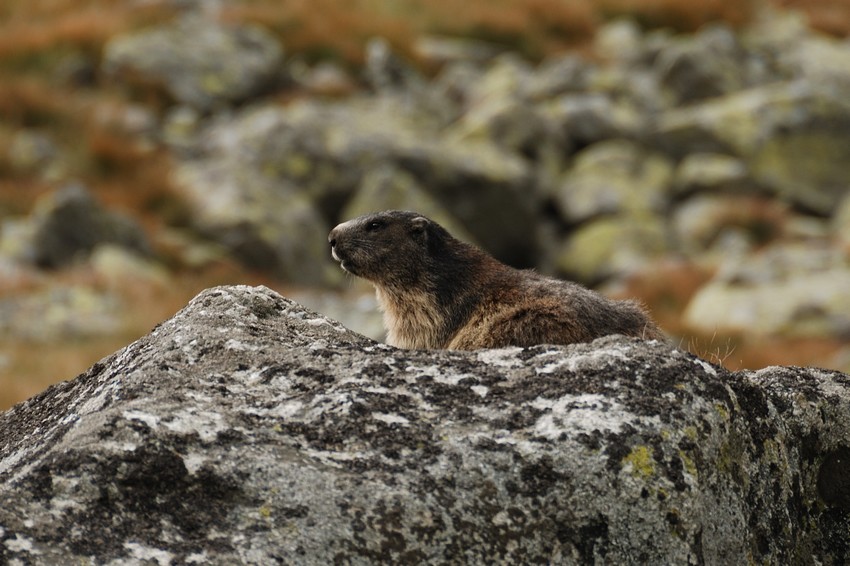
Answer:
1, 285, 849, 564
1, 3, 850, 406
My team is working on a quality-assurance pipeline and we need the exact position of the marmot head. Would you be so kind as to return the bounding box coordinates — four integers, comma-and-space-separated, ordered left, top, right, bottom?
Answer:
329, 210, 455, 287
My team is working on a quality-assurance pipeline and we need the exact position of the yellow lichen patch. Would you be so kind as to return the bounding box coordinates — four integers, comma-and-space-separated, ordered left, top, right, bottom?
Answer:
714, 403, 729, 420
678, 450, 698, 479
623, 445, 655, 480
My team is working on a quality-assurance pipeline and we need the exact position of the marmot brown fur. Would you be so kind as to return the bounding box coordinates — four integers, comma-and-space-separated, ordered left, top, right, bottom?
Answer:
328, 210, 665, 350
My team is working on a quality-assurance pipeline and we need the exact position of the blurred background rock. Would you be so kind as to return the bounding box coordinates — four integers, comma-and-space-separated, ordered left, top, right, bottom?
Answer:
1, 0, 849, 408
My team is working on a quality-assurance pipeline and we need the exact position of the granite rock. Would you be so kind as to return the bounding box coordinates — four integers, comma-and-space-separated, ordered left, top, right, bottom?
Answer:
2, 285, 848, 564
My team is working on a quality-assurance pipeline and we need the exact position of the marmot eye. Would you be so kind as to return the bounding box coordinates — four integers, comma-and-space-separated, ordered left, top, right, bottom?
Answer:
366, 221, 384, 231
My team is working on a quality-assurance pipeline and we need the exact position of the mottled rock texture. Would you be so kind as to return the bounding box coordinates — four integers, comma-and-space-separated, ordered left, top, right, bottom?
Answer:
1, 285, 849, 564
103, 15, 283, 111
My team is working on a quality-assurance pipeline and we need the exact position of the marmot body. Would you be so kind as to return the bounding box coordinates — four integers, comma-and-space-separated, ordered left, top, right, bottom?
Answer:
329, 210, 665, 350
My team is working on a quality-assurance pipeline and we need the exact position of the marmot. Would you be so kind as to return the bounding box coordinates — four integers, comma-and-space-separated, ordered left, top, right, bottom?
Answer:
328, 210, 665, 350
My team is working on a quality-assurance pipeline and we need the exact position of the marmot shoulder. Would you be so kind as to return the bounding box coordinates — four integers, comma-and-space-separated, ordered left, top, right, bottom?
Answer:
328, 210, 665, 350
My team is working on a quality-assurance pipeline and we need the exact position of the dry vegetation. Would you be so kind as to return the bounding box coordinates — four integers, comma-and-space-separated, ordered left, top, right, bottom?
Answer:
0, 0, 848, 408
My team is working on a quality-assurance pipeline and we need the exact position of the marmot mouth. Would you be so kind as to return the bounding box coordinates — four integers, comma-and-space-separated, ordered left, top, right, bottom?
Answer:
334, 254, 357, 275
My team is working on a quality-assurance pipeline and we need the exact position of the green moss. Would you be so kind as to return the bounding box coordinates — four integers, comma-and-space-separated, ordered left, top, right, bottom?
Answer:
623, 445, 655, 480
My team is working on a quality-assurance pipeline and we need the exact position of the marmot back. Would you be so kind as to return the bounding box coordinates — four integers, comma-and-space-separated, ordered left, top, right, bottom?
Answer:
328, 210, 665, 350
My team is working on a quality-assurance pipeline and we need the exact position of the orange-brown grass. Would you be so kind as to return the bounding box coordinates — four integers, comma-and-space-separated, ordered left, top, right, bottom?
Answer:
685, 332, 847, 373
220, 0, 416, 66
221, 0, 761, 67
612, 260, 847, 373
410, 0, 598, 58
0, 78, 73, 128
778, 0, 850, 36
595, 0, 757, 31
0, 0, 174, 64
609, 258, 714, 336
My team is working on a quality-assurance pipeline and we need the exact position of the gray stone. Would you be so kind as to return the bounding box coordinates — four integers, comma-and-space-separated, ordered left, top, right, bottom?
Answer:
556, 214, 669, 283
288, 288, 384, 342
671, 194, 789, 257
541, 93, 644, 148
468, 53, 535, 104
523, 54, 592, 101
7, 130, 59, 176
288, 60, 356, 96
834, 194, 850, 248
653, 80, 850, 213
341, 165, 477, 246
447, 97, 566, 169
1, 285, 849, 564
654, 25, 749, 104
414, 35, 505, 67
684, 242, 850, 337
0, 284, 122, 341
364, 37, 426, 94
744, 9, 850, 83
672, 153, 755, 196
555, 140, 673, 224
14, 184, 150, 269
177, 98, 540, 268
173, 157, 331, 284
593, 19, 644, 64
90, 245, 170, 288
103, 16, 283, 110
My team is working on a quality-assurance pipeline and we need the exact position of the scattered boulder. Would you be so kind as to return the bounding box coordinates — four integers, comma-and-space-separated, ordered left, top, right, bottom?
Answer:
654, 24, 750, 104
671, 152, 755, 196
173, 156, 331, 285
522, 53, 591, 101
175, 97, 540, 269
834, 194, 850, 249
652, 80, 850, 214
103, 15, 283, 110
8, 184, 150, 269
1, 285, 849, 564
7, 130, 60, 178
0, 284, 122, 341
554, 139, 673, 225
341, 165, 477, 245
541, 93, 644, 150
671, 194, 789, 258
556, 214, 669, 284
684, 242, 850, 337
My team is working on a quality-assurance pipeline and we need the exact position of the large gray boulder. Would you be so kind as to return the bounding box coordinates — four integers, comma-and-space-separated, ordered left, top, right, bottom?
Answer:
1, 285, 849, 564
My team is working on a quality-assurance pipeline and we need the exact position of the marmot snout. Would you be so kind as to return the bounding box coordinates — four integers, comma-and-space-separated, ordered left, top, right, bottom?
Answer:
329, 210, 665, 350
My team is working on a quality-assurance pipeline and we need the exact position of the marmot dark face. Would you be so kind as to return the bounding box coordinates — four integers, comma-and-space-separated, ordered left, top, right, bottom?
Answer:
329, 210, 445, 288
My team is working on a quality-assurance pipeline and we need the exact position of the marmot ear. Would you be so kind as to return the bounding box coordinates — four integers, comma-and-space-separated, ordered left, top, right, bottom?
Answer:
410, 216, 429, 236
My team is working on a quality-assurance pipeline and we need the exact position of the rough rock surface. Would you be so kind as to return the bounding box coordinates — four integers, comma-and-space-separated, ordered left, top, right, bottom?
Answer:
2, 285, 849, 565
